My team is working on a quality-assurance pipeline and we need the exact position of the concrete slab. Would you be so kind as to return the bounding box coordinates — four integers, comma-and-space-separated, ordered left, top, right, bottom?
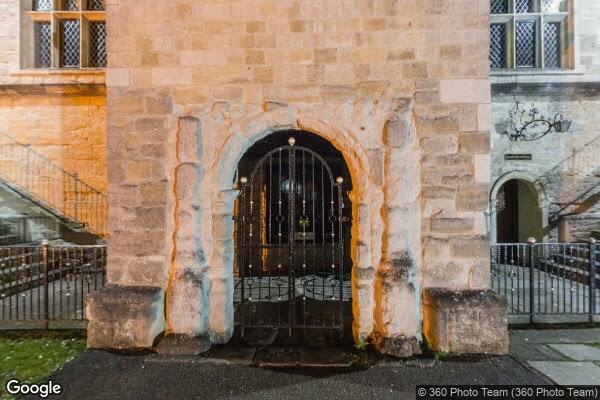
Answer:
510, 342, 568, 361
548, 344, 600, 361
510, 329, 600, 344
527, 361, 600, 385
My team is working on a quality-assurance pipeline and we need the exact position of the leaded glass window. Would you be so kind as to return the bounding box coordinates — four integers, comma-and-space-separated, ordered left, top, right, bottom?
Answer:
34, 22, 52, 68
62, 0, 79, 11
33, 0, 52, 11
23, 1, 106, 69
491, 0, 509, 14
60, 20, 80, 68
515, 0, 535, 13
490, 24, 507, 69
543, 23, 561, 68
542, 0, 567, 12
489, 0, 569, 70
89, 22, 107, 68
515, 21, 536, 67
87, 0, 105, 11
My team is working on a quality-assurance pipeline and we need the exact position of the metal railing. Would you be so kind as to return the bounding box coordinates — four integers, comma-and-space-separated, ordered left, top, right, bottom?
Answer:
491, 239, 599, 323
0, 242, 107, 329
0, 132, 107, 237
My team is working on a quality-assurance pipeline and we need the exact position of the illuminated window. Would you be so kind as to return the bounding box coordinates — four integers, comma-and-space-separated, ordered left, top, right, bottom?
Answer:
24, 0, 106, 69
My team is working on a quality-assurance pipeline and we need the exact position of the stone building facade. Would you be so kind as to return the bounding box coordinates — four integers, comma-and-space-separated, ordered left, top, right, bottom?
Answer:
0, 1, 107, 192
489, 0, 600, 243
1, 0, 509, 355
86, 0, 504, 354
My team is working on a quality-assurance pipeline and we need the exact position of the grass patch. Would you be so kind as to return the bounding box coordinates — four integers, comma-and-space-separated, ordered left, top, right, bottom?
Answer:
591, 343, 600, 350
0, 337, 85, 399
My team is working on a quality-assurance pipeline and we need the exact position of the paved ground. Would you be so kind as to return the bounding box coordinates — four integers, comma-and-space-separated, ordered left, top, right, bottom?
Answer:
27, 350, 549, 400
510, 328, 600, 385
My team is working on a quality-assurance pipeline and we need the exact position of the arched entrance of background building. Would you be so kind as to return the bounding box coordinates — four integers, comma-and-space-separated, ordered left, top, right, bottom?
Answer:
233, 131, 353, 343
496, 179, 543, 243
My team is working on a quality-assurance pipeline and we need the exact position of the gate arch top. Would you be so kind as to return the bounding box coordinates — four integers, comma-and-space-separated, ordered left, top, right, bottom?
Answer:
245, 140, 337, 186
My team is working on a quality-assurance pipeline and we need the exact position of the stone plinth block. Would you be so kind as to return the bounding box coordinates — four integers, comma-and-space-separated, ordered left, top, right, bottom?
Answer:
87, 285, 165, 349
423, 288, 508, 355
370, 332, 421, 358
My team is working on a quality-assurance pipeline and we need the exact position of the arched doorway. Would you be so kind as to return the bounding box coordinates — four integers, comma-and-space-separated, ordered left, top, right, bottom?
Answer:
233, 131, 353, 343
495, 179, 543, 243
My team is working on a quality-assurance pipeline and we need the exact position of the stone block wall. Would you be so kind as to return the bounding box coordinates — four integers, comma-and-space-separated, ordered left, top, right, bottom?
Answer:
94, 0, 496, 350
0, 87, 107, 192
0, 0, 108, 218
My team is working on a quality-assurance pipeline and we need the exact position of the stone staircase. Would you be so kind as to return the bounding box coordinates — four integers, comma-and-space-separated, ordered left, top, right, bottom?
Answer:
0, 132, 107, 244
550, 179, 600, 242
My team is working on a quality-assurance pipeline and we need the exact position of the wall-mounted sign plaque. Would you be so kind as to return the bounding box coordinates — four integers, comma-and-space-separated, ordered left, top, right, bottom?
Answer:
504, 154, 532, 161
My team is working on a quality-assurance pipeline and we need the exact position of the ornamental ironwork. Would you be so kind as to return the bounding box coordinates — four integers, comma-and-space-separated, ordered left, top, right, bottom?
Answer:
234, 137, 349, 338
499, 102, 571, 141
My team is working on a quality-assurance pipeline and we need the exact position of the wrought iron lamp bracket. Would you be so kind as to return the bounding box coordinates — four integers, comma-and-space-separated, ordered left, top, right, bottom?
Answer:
502, 102, 571, 142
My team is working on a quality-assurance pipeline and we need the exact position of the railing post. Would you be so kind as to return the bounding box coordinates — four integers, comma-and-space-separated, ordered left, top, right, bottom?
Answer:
25, 145, 30, 191
528, 237, 536, 324
20, 217, 27, 243
590, 238, 597, 323
72, 174, 78, 221
41, 239, 49, 330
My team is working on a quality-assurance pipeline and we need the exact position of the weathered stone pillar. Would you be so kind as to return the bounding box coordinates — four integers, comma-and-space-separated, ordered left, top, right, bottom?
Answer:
208, 189, 238, 343
372, 100, 422, 358
166, 117, 209, 336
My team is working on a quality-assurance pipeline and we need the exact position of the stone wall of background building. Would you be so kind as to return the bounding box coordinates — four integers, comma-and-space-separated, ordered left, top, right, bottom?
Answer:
91, 0, 495, 349
0, 0, 107, 194
490, 0, 600, 242
491, 86, 600, 242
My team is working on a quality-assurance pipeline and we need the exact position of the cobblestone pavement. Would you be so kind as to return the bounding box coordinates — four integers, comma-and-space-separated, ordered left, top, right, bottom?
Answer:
510, 328, 600, 385
23, 349, 550, 400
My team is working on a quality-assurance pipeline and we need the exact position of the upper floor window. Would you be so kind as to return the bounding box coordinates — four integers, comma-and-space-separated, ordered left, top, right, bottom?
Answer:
23, 0, 106, 69
489, 0, 570, 70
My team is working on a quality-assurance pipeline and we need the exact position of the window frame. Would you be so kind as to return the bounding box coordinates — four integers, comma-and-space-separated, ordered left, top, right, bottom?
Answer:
20, 0, 106, 70
490, 0, 573, 71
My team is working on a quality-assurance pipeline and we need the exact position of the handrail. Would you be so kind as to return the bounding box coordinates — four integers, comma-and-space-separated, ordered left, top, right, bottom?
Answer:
0, 131, 107, 237
549, 181, 600, 223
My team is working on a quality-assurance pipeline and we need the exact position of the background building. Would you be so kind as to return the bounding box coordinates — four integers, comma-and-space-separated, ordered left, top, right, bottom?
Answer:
489, 0, 600, 243
0, 0, 107, 244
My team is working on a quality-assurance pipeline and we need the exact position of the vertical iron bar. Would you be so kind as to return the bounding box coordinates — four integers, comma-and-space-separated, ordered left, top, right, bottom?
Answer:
528, 238, 535, 323
287, 144, 295, 336
337, 182, 344, 338
240, 182, 246, 337
42, 240, 49, 329
590, 239, 597, 322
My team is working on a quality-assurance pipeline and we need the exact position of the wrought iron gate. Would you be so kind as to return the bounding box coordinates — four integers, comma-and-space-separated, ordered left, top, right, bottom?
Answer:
235, 137, 348, 337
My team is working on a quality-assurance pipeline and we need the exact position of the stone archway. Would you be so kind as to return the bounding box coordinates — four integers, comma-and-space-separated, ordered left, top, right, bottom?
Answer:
206, 124, 372, 345
489, 171, 548, 243
164, 100, 422, 354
